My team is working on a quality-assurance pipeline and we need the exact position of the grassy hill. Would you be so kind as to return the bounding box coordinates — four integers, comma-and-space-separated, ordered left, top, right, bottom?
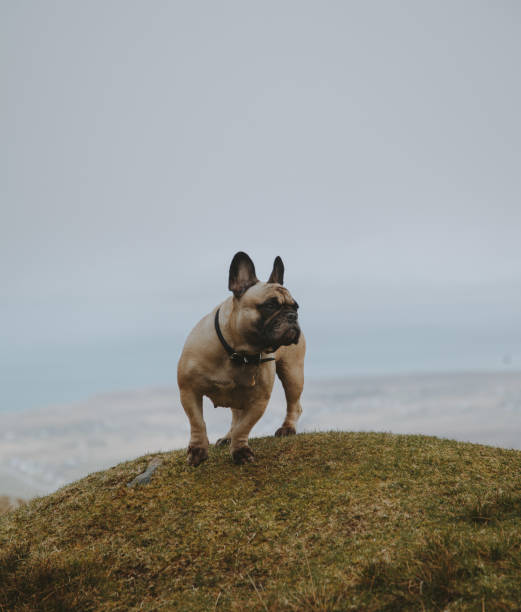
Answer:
1, 432, 521, 611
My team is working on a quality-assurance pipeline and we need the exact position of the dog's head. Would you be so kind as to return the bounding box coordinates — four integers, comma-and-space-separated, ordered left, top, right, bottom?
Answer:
228, 252, 301, 352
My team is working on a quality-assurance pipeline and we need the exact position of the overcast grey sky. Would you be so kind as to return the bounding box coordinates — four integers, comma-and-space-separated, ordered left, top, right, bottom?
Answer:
2, 1, 520, 411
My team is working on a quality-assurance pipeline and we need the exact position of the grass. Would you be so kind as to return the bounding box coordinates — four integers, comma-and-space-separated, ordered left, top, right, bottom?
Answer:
1, 432, 521, 611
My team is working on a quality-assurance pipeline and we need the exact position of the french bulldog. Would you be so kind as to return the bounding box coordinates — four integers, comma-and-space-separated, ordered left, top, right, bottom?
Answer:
177, 252, 305, 465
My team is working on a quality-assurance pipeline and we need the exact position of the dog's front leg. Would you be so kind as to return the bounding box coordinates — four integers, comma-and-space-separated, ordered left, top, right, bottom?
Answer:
230, 401, 268, 464
274, 342, 305, 436
180, 388, 209, 466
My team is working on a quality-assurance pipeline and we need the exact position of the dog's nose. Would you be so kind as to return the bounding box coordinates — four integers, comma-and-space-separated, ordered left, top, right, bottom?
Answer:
287, 311, 298, 322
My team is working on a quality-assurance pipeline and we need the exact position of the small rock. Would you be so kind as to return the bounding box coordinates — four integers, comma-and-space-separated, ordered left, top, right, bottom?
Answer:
127, 457, 163, 488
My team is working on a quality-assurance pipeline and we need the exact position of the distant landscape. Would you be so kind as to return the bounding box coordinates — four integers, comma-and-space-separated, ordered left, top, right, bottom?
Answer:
1, 370, 519, 501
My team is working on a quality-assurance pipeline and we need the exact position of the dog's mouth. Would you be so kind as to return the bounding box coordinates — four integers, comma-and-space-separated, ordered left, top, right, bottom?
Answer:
281, 326, 300, 345
261, 321, 300, 352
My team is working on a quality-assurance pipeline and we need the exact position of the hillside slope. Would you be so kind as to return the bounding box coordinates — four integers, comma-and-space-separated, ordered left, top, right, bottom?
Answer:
1, 432, 521, 611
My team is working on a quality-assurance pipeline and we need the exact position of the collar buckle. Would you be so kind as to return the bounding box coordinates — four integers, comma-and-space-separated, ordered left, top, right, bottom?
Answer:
230, 352, 247, 365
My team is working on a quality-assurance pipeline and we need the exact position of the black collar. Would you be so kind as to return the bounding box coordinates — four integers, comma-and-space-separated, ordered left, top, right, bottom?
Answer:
214, 308, 275, 366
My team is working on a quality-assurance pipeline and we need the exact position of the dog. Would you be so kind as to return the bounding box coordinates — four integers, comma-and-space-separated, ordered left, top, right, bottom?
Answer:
177, 252, 305, 465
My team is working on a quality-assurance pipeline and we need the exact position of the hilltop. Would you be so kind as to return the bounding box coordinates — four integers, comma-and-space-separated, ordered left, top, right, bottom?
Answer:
1, 432, 521, 611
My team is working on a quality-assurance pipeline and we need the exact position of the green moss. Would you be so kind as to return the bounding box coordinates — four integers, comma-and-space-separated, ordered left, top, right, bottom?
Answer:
1, 432, 521, 611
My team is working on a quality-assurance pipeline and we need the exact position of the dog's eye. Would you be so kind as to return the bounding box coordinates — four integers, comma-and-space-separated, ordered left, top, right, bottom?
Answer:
260, 299, 279, 312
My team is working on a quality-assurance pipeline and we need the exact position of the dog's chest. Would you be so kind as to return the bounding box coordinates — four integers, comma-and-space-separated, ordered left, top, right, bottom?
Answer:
205, 366, 272, 409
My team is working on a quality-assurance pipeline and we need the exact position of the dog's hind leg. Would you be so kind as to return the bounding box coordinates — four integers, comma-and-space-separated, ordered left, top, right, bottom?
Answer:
230, 401, 269, 464
216, 408, 240, 446
274, 335, 306, 437
179, 388, 209, 466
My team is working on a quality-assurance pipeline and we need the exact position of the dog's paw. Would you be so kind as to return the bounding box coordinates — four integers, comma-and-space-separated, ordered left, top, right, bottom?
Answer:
275, 426, 296, 437
232, 446, 255, 465
187, 446, 208, 467
215, 437, 231, 447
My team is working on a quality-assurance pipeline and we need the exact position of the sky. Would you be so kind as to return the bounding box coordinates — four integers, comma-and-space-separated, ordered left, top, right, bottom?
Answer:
1, 1, 521, 412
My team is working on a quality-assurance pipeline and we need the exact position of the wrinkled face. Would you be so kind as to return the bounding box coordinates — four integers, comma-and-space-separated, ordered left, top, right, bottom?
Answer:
237, 283, 301, 352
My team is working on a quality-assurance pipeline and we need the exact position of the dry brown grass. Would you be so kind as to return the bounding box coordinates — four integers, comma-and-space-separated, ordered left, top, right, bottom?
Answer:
1, 432, 521, 610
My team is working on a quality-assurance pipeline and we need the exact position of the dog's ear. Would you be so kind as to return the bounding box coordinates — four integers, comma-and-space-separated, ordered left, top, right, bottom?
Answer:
268, 256, 284, 285
229, 252, 258, 298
